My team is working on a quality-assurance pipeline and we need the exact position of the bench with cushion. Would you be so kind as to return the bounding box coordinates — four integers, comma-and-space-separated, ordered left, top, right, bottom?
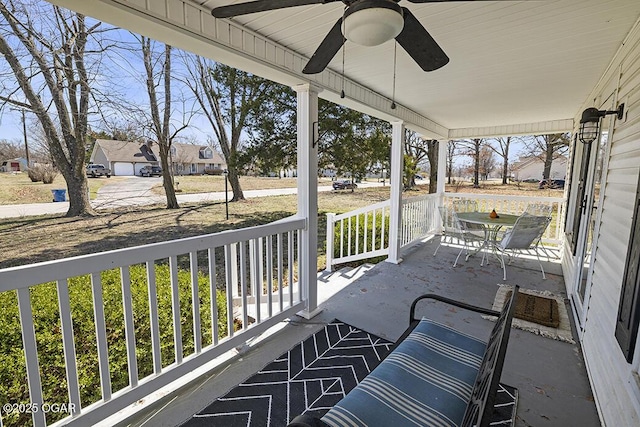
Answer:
289, 286, 519, 427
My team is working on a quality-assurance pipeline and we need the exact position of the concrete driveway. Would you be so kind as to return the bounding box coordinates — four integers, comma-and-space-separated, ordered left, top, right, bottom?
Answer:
93, 176, 164, 208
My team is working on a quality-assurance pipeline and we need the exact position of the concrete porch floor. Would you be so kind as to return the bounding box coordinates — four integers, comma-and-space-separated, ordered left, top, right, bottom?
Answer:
118, 239, 600, 427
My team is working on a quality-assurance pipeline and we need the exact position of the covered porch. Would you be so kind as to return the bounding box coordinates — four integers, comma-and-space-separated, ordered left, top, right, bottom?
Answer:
5, 0, 640, 426
117, 240, 598, 427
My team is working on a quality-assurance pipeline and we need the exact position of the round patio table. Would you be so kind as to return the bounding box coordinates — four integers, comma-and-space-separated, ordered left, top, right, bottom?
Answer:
455, 212, 520, 264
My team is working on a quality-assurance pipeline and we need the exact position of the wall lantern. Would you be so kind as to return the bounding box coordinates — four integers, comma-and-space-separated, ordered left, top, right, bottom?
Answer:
579, 103, 625, 144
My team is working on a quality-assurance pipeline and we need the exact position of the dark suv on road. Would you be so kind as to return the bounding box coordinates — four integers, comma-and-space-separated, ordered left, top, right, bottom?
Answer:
140, 165, 162, 177
333, 180, 357, 190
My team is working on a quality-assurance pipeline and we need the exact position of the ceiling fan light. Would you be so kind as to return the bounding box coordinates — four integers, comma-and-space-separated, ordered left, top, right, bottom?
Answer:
343, 7, 404, 47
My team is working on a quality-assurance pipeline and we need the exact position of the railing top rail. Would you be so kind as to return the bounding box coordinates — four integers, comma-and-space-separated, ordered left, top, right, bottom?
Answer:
0, 216, 306, 292
444, 192, 565, 203
332, 200, 390, 221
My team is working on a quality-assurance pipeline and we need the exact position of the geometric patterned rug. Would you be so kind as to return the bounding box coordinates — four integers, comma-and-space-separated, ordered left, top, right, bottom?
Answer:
181, 319, 518, 426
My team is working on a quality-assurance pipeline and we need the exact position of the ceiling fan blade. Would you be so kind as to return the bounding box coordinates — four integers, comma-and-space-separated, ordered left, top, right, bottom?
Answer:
407, 0, 534, 3
396, 7, 449, 72
302, 19, 346, 74
212, 0, 339, 19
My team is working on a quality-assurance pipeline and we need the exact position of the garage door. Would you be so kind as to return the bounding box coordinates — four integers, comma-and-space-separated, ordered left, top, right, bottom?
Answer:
113, 162, 134, 176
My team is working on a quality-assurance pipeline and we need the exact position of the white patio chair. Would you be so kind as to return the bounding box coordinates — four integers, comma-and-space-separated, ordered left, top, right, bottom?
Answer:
496, 213, 552, 280
434, 206, 485, 267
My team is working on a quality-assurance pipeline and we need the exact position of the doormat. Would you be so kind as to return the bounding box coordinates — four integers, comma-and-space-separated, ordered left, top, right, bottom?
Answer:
504, 290, 560, 328
182, 320, 519, 426
486, 285, 575, 344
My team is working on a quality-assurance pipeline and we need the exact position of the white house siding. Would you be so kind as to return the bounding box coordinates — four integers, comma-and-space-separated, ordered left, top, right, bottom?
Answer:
567, 22, 640, 426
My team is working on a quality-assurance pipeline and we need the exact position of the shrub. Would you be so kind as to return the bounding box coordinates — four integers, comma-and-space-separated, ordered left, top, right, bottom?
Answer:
0, 263, 228, 427
26, 164, 58, 184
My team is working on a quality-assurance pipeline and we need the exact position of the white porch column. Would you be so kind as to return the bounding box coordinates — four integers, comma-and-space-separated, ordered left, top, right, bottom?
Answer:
386, 120, 405, 264
436, 139, 448, 230
294, 83, 322, 319
437, 139, 447, 195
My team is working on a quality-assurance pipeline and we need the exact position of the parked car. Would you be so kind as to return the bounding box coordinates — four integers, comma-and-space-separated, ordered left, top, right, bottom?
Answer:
539, 179, 565, 189
86, 163, 111, 178
333, 179, 357, 190
140, 165, 162, 177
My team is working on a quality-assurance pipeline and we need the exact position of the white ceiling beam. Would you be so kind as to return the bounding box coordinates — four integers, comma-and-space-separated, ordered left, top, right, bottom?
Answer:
448, 119, 574, 140
47, 0, 449, 138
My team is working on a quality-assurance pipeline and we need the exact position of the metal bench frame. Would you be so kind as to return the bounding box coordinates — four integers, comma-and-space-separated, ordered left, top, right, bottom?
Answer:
289, 287, 519, 427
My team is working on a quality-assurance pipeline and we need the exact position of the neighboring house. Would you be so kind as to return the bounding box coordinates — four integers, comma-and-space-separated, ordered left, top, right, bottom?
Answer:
0, 157, 27, 172
169, 143, 226, 175
90, 139, 226, 176
510, 155, 567, 181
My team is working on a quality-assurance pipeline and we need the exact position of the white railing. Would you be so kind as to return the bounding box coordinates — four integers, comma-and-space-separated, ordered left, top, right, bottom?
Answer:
401, 193, 441, 248
443, 193, 566, 244
0, 217, 305, 427
325, 200, 391, 271
325, 192, 566, 271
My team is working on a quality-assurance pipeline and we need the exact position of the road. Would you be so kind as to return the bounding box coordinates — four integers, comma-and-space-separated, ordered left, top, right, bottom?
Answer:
0, 177, 384, 219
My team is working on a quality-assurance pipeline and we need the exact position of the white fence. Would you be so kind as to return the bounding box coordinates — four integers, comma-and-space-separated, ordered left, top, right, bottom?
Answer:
0, 217, 305, 427
325, 200, 391, 271
325, 192, 566, 270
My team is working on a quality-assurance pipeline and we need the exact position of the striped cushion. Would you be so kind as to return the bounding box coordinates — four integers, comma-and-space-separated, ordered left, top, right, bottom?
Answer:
321, 319, 487, 427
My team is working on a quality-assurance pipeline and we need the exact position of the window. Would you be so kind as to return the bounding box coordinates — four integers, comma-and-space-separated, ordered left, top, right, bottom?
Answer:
616, 170, 640, 363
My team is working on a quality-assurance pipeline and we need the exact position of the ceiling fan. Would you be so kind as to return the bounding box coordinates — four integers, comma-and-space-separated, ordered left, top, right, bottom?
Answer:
211, 0, 505, 74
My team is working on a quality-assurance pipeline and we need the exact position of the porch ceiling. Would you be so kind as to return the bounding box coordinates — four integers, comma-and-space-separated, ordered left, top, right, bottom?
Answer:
51, 0, 640, 137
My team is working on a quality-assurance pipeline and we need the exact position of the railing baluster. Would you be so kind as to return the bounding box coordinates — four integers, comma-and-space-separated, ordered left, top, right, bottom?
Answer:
57, 279, 81, 416
254, 238, 262, 323
190, 252, 202, 354
363, 211, 368, 255
224, 244, 235, 338
169, 256, 183, 364
277, 233, 284, 312
347, 217, 352, 257
146, 262, 162, 374
288, 231, 294, 307
120, 266, 138, 387
356, 213, 360, 255
17, 287, 46, 427
240, 241, 248, 330
91, 273, 112, 401
371, 209, 377, 252
208, 249, 218, 346
297, 229, 302, 301
266, 235, 273, 318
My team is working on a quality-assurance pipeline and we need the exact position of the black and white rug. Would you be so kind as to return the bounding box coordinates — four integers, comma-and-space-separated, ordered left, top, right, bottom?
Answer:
182, 320, 518, 426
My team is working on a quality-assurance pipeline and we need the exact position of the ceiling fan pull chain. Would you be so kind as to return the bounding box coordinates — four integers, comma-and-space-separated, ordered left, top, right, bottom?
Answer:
391, 41, 397, 110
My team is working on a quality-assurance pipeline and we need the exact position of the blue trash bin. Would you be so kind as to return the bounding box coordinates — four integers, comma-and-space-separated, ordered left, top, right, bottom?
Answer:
51, 189, 66, 202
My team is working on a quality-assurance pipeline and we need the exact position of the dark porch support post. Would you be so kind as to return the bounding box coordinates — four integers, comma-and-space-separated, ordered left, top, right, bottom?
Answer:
294, 83, 322, 319
387, 120, 405, 264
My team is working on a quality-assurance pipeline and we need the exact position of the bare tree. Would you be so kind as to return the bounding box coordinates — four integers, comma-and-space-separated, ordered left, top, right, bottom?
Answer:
446, 140, 458, 184
486, 137, 512, 184
139, 37, 191, 209
458, 138, 485, 188
522, 133, 570, 180
182, 55, 280, 202
0, 1, 113, 216
478, 145, 497, 181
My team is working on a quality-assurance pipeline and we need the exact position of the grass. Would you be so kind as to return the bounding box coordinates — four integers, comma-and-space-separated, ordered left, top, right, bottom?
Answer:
0, 177, 563, 269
